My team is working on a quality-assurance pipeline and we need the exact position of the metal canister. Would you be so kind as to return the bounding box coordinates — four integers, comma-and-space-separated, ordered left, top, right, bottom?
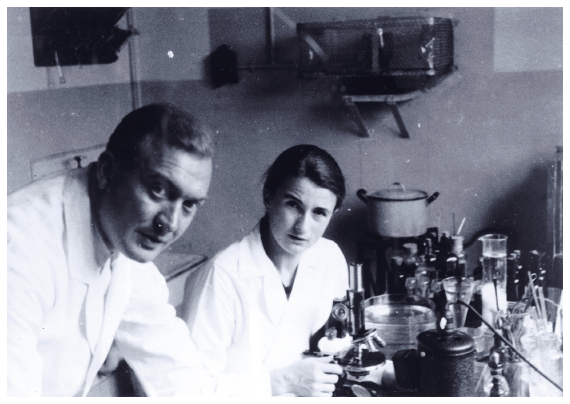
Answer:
416, 326, 476, 396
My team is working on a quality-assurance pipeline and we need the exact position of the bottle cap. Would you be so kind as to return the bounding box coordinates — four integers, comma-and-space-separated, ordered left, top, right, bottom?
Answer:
451, 236, 464, 254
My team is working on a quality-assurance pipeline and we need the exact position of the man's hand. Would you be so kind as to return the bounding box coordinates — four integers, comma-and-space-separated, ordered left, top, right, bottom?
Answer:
270, 356, 343, 397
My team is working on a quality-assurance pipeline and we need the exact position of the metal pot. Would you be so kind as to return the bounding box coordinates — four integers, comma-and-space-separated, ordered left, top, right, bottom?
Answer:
357, 183, 439, 238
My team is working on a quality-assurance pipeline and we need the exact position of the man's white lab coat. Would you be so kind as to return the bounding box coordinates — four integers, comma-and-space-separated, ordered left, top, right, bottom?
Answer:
7, 167, 205, 397
178, 223, 349, 396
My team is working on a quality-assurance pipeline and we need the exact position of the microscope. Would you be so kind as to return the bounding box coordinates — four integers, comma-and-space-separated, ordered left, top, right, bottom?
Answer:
310, 262, 387, 396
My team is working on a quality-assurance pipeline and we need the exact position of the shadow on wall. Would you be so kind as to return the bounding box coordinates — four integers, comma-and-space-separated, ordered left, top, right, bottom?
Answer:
325, 196, 369, 263
324, 163, 549, 267
478, 163, 549, 263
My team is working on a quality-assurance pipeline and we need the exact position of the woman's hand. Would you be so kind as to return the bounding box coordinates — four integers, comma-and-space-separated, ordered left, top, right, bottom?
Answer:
270, 356, 343, 397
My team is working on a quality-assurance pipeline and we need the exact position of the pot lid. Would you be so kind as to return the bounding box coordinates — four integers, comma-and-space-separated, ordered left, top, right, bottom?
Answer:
367, 187, 427, 201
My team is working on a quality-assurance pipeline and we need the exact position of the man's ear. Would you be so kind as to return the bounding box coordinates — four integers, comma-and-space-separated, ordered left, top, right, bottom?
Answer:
96, 151, 118, 190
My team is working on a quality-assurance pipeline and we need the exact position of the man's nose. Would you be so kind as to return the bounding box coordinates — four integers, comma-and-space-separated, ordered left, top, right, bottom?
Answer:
154, 202, 182, 235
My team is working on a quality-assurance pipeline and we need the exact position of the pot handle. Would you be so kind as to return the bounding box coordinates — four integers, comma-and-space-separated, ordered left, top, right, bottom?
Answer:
356, 189, 368, 203
427, 192, 440, 205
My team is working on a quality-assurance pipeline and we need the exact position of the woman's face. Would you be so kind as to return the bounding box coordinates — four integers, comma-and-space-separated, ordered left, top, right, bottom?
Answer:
265, 176, 337, 259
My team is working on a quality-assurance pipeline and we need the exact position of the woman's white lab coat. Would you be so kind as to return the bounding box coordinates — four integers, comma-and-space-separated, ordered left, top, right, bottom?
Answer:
178, 222, 349, 396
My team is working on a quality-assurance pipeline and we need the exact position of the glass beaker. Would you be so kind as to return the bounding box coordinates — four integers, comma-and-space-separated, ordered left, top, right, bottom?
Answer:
442, 277, 475, 329
506, 301, 538, 351
521, 331, 563, 397
479, 234, 508, 329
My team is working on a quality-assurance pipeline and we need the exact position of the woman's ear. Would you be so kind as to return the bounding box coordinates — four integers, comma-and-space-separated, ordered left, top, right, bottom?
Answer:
263, 190, 272, 209
96, 151, 118, 190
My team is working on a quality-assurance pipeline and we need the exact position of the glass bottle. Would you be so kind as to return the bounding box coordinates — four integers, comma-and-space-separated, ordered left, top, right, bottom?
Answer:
451, 235, 466, 278
388, 254, 405, 295
421, 238, 437, 280
436, 231, 451, 278
485, 351, 510, 397
507, 251, 522, 302
402, 243, 419, 279
440, 233, 460, 279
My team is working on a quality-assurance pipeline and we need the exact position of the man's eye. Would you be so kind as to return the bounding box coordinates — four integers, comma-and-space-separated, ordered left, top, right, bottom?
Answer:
286, 200, 299, 208
150, 184, 167, 198
183, 200, 202, 211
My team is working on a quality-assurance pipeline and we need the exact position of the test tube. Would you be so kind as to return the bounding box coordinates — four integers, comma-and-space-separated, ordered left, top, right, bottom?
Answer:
479, 234, 508, 328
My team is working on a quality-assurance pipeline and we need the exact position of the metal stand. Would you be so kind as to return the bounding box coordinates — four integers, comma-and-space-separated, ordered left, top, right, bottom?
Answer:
342, 92, 421, 138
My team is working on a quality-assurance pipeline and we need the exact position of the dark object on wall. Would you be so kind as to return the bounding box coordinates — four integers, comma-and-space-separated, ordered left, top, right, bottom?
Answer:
30, 7, 132, 67
297, 16, 456, 138
209, 44, 240, 88
208, 9, 297, 89
297, 16, 455, 89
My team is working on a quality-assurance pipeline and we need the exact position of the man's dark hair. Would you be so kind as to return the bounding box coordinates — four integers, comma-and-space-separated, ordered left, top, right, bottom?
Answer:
106, 103, 214, 167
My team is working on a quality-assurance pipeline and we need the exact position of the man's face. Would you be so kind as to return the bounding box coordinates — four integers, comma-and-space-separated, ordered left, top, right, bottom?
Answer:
97, 136, 213, 263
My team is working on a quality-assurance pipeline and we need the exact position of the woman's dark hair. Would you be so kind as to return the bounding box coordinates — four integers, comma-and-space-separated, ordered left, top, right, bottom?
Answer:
263, 145, 346, 210
105, 102, 214, 168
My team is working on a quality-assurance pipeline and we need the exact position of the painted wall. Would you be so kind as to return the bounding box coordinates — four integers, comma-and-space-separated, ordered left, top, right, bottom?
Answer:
7, 7, 562, 273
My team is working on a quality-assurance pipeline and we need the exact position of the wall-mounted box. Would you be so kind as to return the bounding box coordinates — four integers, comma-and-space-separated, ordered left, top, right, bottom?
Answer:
297, 16, 455, 84
7, 7, 132, 92
30, 143, 106, 182
7, 7, 211, 93
29, 7, 132, 67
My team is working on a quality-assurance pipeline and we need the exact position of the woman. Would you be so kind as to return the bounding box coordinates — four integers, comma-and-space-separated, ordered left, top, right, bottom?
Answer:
178, 144, 351, 396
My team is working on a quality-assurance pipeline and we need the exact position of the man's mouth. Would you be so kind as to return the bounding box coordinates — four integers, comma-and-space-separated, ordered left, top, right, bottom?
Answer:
139, 232, 170, 247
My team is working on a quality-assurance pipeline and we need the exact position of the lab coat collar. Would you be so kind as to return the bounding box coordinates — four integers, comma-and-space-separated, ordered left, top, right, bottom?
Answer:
81, 253, 131, 396
237, 222, 277, 280
62, 167, 113, 285
60, 167, 132, 396
238, 221, 320, 327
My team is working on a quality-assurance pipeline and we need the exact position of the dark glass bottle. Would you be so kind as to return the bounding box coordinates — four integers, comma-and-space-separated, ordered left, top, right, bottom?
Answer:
507, 251, 522, 301
402, 243, 419, 279
388, 254, 405, 295
439, 233, 459, 279
423, 238, 438, 280
435, 231, 450, 278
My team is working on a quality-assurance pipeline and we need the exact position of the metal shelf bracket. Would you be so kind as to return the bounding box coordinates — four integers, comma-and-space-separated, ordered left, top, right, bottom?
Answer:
342, 92, 421, 139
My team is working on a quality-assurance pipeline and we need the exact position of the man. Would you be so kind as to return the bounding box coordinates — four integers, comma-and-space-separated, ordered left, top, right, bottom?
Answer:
7, 103, 214, 396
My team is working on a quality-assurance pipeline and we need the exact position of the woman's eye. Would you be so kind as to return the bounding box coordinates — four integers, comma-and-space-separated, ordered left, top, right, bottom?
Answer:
314, 209, 327, 218
285, 200, 299, 208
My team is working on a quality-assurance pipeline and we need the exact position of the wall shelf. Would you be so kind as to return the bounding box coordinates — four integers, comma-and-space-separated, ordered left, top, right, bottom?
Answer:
341, 68, 458, 138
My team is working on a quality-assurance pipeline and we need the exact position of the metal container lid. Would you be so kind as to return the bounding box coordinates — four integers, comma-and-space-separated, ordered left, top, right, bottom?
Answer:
366, 184, 427, 201
417, 329, 475, 356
